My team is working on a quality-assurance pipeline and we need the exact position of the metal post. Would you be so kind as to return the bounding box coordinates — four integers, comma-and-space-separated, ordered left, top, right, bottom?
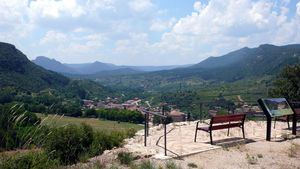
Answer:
292, 112, 297, 135
144, 113, 147, 146
164, 120, 167, 156
266, 117, 272, 141
146, 113, 149, 136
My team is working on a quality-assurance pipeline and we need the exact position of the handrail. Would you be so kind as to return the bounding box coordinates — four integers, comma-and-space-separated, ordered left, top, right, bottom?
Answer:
141, 109, 167, 118
140, 107, 168, 156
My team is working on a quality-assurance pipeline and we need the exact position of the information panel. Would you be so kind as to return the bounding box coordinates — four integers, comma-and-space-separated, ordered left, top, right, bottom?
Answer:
260, 98, 294, 117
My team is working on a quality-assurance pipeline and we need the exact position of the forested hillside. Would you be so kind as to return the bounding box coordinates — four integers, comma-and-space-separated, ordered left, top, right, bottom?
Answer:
94, 44, 300, 90
0, 42, 114, 104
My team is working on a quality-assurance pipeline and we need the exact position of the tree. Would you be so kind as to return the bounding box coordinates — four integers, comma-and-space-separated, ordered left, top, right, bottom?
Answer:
271, 65, 300, 101
83, 108, 97, 117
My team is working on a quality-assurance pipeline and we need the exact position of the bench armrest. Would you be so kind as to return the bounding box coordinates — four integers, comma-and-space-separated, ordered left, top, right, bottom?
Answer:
196, 120, 210, 126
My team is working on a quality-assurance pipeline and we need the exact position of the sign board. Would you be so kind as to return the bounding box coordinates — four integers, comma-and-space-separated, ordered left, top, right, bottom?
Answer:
259, 98, 294, 117
258, 98, 297, 141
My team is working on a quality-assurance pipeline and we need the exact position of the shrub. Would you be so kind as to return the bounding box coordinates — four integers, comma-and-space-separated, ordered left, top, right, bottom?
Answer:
137, 160, 156, 169
97, 109, 144, 124
0, 104, 41, 151
125, 128, 137, 138
166, 161, 181, 169
89, 130, 129, 158
43, 124, 93, 165
0, 151, 59, 169
84, 108, 97, 118
187, 162, 198, 168
117, 152, 134, 165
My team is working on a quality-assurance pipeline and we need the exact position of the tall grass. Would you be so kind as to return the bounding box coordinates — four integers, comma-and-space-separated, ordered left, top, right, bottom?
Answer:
0, 103, 138, 168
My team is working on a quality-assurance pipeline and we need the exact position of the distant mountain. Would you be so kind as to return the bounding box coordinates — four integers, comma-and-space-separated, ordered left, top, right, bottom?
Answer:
0, 42, 113, 99
94, 44, 300, 90
192, 47, 251, 69
0, 42, 70, 92
66, 61, 119, 74
192, 44, 300, 81
33, 56, 77, 74
127, 65, 192, 72
33, 56, 191, 75
88, 68, 143, 77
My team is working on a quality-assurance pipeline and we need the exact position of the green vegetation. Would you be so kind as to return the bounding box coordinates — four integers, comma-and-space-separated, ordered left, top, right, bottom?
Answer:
0, 104, 42, 151
97, 109, 144, 124
0, 104, 139, 168
0, 42, 69, 92
43, 124, 129, 165
0, 151, 59, 169
166, 161, 182, 169
136, 160, 156, 169
117, 152, 135, 165
0, 42, 115, 120
187, 162, 198, 168
271, 65, 300, 101
37, 113, 142, 132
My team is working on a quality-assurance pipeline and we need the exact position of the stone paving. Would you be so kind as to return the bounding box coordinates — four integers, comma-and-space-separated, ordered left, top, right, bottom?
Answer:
124, 120, 297, 159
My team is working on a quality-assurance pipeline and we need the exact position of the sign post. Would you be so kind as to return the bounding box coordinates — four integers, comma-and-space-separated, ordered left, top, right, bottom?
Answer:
258, 98, 296, 141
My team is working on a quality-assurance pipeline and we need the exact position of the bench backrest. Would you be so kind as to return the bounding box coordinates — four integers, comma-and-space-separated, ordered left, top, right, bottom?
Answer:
211, 113, 246, 124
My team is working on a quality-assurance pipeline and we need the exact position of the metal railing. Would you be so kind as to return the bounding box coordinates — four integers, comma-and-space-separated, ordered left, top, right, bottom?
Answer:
141, 108, 168, 156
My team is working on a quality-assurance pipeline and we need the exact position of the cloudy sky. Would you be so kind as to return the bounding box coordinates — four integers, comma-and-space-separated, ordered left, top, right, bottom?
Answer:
1, 0, 300, 66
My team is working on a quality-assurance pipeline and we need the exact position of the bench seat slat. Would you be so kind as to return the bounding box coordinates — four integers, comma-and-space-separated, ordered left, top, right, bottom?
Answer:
211, 122, 242, 130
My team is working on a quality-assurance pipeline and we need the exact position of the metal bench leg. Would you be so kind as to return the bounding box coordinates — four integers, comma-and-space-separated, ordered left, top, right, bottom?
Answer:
242, 125, 245, 139
210, 131, 213, 145
287, 116, 290, 129
194, 122, 199, 142
227, 127, 230, 136
194, 129, 198, 142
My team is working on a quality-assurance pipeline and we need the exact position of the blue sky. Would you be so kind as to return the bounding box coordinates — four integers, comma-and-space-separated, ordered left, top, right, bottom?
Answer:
0, 0, 300, 66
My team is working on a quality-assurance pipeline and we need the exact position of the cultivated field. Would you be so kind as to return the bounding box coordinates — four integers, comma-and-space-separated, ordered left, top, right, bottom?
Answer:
36, 113, 143, 132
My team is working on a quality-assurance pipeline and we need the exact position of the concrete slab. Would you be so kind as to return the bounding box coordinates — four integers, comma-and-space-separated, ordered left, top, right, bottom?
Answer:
124, 120, 299, 159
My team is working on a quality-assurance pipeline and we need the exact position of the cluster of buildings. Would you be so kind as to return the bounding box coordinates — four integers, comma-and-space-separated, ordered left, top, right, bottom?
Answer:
83, 96, 263, 123
82, 97, 142, 111
82, 97, 187, 122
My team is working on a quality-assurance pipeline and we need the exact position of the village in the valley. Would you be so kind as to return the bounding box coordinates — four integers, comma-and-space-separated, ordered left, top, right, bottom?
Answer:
82, 96, 263, 123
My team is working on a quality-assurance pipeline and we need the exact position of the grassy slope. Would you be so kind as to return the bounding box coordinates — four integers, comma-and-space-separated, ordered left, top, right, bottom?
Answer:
36, 113, 143, 132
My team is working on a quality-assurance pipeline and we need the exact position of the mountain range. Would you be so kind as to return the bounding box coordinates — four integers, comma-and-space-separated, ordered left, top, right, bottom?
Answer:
0, 42, 69, 92
89, 44, 300, 91
2, 41, 300, 96
32, 56, 191, 75
0, 42, 112, 99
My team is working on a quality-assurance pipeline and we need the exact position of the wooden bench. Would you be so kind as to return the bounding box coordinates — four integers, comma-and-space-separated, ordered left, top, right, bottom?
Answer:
194, 113, 246, 145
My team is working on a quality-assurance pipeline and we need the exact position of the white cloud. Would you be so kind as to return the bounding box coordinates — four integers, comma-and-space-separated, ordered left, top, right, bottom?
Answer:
37, 29, 106, 63
193, 1, 204, 12
297, 1, 300, 16
153, 0, 300, 63
0, 0, 31, 41
129, 0, 153, 12
40, 31, 67, 45
150, 18, 176, 32
0, 0, 300, 65
29, 0, 84, 19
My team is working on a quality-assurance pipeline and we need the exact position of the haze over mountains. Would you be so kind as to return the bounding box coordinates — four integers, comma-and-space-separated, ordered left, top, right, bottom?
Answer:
32, 56, 191, 75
